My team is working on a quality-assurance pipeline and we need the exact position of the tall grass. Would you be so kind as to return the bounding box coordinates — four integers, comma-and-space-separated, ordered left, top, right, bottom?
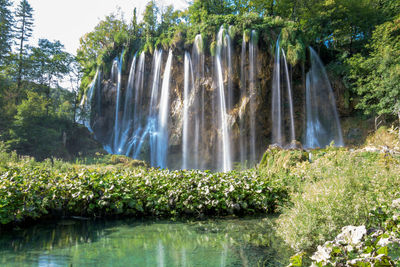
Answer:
275, 149, 400, 251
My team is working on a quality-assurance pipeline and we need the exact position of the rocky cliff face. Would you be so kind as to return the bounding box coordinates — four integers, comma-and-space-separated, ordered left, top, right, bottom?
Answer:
87, 42, 351, 170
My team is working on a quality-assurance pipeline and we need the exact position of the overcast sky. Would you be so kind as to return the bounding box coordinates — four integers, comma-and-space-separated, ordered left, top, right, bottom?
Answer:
24, 0, 189, 55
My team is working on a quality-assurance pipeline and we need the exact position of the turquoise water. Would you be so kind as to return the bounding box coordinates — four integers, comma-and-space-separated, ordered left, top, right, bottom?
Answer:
0, 217, 291, 266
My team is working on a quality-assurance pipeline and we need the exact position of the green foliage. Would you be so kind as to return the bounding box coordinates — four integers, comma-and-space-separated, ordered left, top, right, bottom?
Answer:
275, 148, 400, 251
0, 155, 287, 225
14, 0, 34, 87
76, 11, 130, 87
0, 0, 14, 66
347, 16, 400, 119
305, 201, 400, 266
28, 39, 73, 91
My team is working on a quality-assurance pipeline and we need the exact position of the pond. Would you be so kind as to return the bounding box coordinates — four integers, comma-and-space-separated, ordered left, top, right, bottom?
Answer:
0, 217, 292, 266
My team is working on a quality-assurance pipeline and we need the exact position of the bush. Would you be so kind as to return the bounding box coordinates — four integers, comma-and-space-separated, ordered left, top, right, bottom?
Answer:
275, 149, 400, 252
0, 160, 287, 225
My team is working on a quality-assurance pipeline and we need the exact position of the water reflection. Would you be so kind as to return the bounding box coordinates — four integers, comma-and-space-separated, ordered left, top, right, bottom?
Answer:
0, 217, 292, 266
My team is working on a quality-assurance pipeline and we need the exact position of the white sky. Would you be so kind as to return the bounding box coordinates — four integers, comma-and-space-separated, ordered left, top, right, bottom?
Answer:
25, 0, 189, 55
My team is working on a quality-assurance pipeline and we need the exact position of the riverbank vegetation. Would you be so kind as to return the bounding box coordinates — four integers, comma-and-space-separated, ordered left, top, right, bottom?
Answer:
1, 128, 399, 263
0, 141, 287, 225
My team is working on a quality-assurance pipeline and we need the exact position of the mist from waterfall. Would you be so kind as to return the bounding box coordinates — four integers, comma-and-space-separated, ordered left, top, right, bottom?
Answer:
305, 47, 344, 148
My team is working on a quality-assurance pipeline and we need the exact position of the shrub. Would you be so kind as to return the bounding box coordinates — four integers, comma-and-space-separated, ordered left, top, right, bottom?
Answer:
0, 163, 287, 225
276, 149, 400, 252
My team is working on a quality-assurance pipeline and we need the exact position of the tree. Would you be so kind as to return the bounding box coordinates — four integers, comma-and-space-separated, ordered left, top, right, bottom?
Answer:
188, 0, 234, 23
77, 12, 129, 72
130, 8, 139, 37
143, 1, 158, 44
0, 0, 14, 67
348, 16, 400, 126
14, 0, 34, 88
28, 39, 73, 113
159, 5, 180, 34
7, 91, 70, 159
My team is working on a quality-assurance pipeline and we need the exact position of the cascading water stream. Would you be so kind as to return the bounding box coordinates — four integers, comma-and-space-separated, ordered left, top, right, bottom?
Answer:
192, 34, 204, 169
282, 49, 296, 143
239, 32, 247, 165
305, 47, 344, 148
226, 26, 233, 112
118, 53, 137, 153
125, 52, 145, 157
182, 51, 191, 169
156, 50, 173, 168
216, 26, 232, 172
135, 50, 163, 161
177, 35, 205, 170
80, 69, 99, 133
249, 30, 257, 163
271, 38, 282, 145
112, 51, 124, 152
95, 70, 102, 117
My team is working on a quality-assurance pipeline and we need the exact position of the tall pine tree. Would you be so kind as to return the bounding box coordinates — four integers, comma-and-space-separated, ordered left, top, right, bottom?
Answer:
15, 0, 34, 88
0, 0, 14, 67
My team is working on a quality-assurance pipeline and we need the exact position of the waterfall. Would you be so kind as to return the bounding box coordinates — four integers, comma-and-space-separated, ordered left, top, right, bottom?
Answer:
126, 52, 145, 157
182, 51, 191, 169
239, 32, 247, 165
305, 47, 344, 148
271, 38, 297, 146
226, 26, 233, 112
96, 70, 102, 118
182, 35, 204, 170
135, 50, 163, 162
112, 52, 124, 152
118, 53, 137, 153
80, 69, 99, 133
282, 49, 296, 143
156, 50, 173, 168
83, 27, 347, 171
249, 30, 257, 163
215, 26, 232, 172
271, 38, 282, 145
192, 34, 204, 169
